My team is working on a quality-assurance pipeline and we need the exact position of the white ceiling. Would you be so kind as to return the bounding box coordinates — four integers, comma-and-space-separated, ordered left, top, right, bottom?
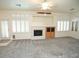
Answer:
0, 0, 79, 13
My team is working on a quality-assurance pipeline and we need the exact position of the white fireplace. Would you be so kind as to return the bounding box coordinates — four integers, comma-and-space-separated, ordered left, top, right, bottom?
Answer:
31, 26, 46, 39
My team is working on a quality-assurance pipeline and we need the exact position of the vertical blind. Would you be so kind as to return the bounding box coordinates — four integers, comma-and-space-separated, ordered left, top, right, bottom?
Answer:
72, 20, 79, 31
1, 20, 9, 37
57, 20, 70, 31
12, 14, 29, 33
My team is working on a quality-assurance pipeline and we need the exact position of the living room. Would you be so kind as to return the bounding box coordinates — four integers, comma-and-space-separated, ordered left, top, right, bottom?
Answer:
0, 0, 79, 58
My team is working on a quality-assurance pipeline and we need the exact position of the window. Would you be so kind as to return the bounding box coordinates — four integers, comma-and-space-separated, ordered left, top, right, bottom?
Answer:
12, 14, 29, 33
72, 21, 79, 31
78, 21, 79, 31
57, 20, 70, 31
1, 20, 9, 37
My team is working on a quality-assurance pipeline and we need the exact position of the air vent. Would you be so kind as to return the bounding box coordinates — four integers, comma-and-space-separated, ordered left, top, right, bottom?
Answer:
16, 4, 21, 7
37, 12, 52, 14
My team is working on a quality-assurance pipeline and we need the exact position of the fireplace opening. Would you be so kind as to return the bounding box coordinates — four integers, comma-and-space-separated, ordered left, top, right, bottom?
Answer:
34, 30, 42, 36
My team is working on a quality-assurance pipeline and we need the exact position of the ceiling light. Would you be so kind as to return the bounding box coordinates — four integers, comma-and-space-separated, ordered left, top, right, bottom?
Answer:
41, 2, 50, 10
41, 0, 53, 10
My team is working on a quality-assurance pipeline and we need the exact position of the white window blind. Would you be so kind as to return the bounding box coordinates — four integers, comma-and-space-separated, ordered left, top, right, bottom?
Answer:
21, 20, 25, 32
57, 20, 70, 31
13, 20, 17, 32
78, 21, 79, 31
16, 20, 21, 32
72, 21, 79, 31
1, 20, 9, 37
12, 14, 29, 33
25, 21, 29, 32
66, 21, 69, 31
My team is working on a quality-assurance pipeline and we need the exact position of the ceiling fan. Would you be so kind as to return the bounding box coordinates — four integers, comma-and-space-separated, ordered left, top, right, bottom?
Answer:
41, 0, 53, 10
37, 0, 53, 14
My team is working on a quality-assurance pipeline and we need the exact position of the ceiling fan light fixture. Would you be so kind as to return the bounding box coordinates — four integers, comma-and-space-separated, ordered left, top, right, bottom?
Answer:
41, 0, 53, 10
41, 2, 50, 10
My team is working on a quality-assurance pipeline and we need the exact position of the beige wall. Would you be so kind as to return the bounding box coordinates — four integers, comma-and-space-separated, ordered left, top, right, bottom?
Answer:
32, 16, 54, 26
0, 10, 73, 39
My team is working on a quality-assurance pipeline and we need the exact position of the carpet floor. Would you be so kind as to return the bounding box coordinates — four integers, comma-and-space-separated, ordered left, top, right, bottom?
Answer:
0, 37, 79, 58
